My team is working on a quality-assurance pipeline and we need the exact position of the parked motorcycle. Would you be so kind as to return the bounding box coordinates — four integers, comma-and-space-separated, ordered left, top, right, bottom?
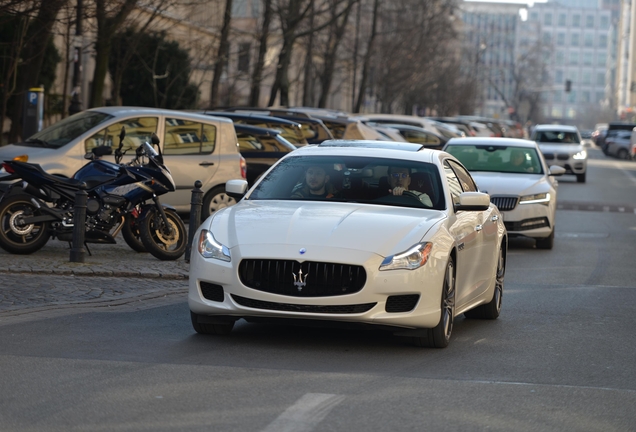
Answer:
0, 129, 187, 260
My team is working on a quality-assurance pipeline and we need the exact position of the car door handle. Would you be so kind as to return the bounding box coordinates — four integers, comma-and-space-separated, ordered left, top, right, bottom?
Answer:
475, 224, 483, 232
491, 215, 499, 221
199, 161, 215, 166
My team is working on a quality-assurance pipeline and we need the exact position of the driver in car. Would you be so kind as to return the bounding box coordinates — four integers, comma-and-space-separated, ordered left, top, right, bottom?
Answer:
387, 166, 433, 206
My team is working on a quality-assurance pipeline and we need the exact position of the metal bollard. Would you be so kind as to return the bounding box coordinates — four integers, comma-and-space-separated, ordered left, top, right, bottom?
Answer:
185, 180, 203, 263
70, 182, 88, 263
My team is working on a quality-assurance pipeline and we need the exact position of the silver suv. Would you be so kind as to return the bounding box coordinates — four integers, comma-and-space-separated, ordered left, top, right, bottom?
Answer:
531, 124, 587, 183
0, 107, 246, 217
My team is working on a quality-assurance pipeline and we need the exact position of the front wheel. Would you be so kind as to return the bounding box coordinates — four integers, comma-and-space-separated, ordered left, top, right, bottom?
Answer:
120, 213, 146, 253
0, 194, 51, 254
139, 208, 187, 260
576, 172, 586, 183
535, 228, 554, 250
464, 246, 504, 320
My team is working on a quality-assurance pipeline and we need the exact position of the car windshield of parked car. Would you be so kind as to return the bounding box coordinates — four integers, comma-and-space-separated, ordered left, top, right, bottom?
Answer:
247, 155, 445, 210
533, 131, 580, 144
446, 145, 544, 175
22, 111, 113, 149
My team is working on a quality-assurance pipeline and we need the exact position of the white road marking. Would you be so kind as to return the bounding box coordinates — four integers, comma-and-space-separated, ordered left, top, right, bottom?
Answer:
261, 393, 346, 432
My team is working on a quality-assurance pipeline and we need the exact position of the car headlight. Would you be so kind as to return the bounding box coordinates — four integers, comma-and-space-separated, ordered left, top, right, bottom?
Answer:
379, 242, 432, 271
198, 229, 231, 261
519, 192, 550, 205
572, 150, 587, 160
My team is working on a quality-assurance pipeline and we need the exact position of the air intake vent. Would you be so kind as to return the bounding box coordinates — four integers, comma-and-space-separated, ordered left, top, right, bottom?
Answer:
386, 295, 420, 313
238, 259, 366, 297
231, 294, 375, 314
557, 153, 569, 160
200, 281, 224, 302
490, 196, 519, 211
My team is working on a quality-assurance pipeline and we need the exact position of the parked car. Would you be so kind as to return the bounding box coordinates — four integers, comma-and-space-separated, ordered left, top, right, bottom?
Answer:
0, 107, 246, 218
443, 137, 565, 249
605, 129, 634, 160
600, 122, 636, 154
530, 124, 587, 183
188, 140, 507, 348
367, 123, 447, 149
235, 124, 297, 185
369, 125, 408, 142
354, 113, 449, 137
199, 111, 307, 146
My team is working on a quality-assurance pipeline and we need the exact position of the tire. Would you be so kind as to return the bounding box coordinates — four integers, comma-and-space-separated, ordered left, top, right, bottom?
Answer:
464, 246, 504, 320
535, 228, 554, 250
0, 194, 51, 254
202, 186, 236, 219
120, 213, 146, 253
139, 208, 187, 260
412, 257, 455, 348
576, 172, 586, 183
617, 148, 629, 160
190, 311, 234, 335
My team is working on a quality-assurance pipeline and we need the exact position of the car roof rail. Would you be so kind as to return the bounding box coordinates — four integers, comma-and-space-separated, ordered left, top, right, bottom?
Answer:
318, 140, 426, 151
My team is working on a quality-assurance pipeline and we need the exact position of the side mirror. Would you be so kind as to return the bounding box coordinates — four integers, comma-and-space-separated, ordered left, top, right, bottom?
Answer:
455, 192, 491, 212
548, 165, 566, 176
151, 133, 160, 146
92, 145, 113, 157
225, 179, 249, 201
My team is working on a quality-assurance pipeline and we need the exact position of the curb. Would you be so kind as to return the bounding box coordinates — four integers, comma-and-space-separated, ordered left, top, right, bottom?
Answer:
0, 267, 189, 280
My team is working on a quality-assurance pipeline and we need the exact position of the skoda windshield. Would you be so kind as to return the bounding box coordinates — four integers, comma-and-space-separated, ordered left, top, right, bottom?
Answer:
20, 111, 113, 149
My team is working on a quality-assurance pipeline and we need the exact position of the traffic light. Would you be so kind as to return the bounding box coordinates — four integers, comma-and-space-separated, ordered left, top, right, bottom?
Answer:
565, 79, 572, 93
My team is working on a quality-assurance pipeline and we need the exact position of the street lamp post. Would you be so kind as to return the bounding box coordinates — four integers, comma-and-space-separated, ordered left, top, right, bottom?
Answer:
69, 0, 83, 115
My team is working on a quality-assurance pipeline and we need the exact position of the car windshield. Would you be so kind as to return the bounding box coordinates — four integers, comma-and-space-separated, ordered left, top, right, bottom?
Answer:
533, 130, 580, 144
22, 111, 113, 149
446, 145, 544, 175
247, 155, 445, 210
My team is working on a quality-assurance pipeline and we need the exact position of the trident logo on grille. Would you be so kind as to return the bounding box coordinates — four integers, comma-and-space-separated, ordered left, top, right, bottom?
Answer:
292, 268, 308, 291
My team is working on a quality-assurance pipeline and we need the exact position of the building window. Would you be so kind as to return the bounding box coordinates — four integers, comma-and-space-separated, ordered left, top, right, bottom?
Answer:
585, 15, 594, 27
555, 50, 565, 66
571, 33, 580, 47
581, 91, 591, 103
572, 14, 581, 27
555, 69, 564, 83
583, 52, 593, 66
544, 13, 552, 26
597, 51, 607, 66
584, 33, 594, 47
237, 42, 251, 74
597, 72, 605, 86
566, 107, 576, 119
558, 13, 566, 27
551, 106, 563, 118
582, 71, 591, 85
530, 12, 539, 21
596, 91, 605, 103
600, 16, 609, 29
557, 33, 565, 46
569, 51, 579, 66
542, 32, 552, 45
567, 91, 576, 103
599, 34, 608, 48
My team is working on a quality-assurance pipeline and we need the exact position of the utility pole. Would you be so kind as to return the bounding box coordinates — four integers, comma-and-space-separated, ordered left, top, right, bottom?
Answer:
68, 0, 83, 115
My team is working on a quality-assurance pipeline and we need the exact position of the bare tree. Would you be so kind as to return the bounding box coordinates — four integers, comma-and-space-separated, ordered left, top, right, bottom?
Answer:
248, 0, 273, 106
209, 0, 233, 108
353, 0, 378, 113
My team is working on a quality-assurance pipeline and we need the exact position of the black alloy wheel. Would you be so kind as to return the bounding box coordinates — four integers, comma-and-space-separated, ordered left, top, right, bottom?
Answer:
0, 194, 51, 254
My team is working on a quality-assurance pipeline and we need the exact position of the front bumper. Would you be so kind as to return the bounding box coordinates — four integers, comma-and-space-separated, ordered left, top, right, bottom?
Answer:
499, 201, 555, 238
541, 154, 587, 175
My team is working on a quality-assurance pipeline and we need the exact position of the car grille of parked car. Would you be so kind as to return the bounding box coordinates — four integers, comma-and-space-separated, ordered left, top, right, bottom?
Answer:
238, 259, 367, 297
231, 294, 376, 314
557, 153, 570, 160
542, 152, 554, 160
386, 294, 420, 313
504, 217, 550, 231
490, 196, 519, 211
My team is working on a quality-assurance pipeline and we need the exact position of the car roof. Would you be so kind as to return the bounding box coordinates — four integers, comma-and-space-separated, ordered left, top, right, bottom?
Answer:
533, 124, 579, 132
89, 106, 234, 125
199, 111, 301, 126
445, 137, 539, 149
318, 139, 426, 151
289, 140, 442, 163
233, 123, 281, 136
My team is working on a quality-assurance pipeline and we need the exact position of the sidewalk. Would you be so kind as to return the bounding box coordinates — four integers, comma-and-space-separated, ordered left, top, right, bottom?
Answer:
0, 235, 190, 279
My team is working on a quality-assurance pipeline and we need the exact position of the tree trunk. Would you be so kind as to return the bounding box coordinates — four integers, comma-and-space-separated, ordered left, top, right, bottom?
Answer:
90, 0, 138, 108
249, 0, 272, 107
8, 0, 66, 143
301, 1, 314, 107
209, 0, 233, 108
354, 0, 379, 113
268, 35, 295, 107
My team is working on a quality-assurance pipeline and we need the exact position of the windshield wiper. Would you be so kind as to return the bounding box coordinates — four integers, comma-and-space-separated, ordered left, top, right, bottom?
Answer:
24, 138, 53, 147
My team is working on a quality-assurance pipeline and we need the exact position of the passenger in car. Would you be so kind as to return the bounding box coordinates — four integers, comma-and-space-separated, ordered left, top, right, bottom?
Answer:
386, 166, 433, 206
291, 165, 337, 199
510, 149, 535, 173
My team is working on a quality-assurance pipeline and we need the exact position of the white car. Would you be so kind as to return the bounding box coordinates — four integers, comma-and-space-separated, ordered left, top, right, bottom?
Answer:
188, 140, 507, 348
443, 138, 565, 249
530, 124, 587, 183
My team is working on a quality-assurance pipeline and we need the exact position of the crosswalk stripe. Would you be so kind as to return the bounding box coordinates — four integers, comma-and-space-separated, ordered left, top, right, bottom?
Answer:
260, 393, 345, 432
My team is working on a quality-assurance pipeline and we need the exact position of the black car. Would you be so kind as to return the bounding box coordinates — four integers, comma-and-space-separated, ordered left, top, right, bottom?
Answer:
234, 124, 297, 185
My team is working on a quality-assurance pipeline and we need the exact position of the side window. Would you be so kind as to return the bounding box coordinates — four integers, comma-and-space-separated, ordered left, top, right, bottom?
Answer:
238, 133, 264, 151
448, 160, 478, 192
443, 160, 463, 207
163, 119, 216, 155
85, 117, 158, 152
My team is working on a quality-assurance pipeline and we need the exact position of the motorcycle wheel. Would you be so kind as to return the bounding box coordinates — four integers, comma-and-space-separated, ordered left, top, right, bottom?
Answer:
121, 214, 146, 253
0, 194, 51, 254
139, 208, 187, 260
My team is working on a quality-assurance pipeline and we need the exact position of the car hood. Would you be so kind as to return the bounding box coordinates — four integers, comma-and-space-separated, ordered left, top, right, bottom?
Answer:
537, 143, 583, 153
207, 200, 445, 256
0, 144, 60, 162
470, 172, 549, 196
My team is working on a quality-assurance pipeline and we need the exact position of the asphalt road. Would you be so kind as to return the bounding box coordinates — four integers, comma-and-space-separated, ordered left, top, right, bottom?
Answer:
1, 147, 635, 432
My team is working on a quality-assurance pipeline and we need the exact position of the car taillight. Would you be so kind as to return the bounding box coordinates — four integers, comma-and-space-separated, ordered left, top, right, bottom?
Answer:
239, 156, 247, 179
2, 162, 14, 173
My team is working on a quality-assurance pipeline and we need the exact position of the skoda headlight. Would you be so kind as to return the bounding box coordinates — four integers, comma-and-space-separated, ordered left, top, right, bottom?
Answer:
198, 229, 231, 261
572, 150, 587, 160
380, 242, 433, 271
519, 192, 550, 205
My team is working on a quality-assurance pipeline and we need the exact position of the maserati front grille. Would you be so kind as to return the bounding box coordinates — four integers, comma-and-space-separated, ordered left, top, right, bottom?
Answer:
238, 259, 367, 297
490, 196, 519, 211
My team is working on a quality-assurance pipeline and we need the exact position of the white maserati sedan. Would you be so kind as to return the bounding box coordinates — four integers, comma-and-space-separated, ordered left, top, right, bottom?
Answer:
443, 137, 565, 250
188, 141, 507, 348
